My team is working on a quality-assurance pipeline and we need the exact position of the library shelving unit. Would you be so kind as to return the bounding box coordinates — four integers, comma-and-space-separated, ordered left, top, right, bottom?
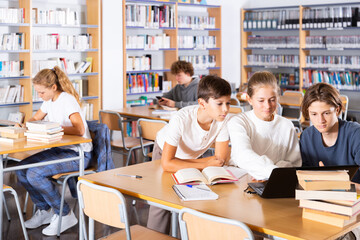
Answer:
0, 0, 102, 122
241, 3, 360, 97
122, 0, 221, 107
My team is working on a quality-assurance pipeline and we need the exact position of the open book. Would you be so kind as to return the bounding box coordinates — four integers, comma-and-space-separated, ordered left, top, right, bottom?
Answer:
172, 166, 238, 185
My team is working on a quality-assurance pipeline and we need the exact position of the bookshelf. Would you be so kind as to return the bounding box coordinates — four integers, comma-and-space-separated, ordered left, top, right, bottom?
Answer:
0, 0, 102, 122
241, 3, 360, 94
122, 0, 221, 107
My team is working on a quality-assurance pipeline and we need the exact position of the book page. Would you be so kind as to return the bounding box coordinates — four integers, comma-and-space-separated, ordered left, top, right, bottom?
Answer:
202, 166, 237, 183
172, 184, 218, 201
174, 168, 207, 184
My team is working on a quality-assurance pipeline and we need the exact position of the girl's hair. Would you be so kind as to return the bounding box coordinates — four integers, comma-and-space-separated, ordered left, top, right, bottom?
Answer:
301, 83, 343, 120
247, 71, 280, 98
32, 66, 80, 105
197, 75, 231, 102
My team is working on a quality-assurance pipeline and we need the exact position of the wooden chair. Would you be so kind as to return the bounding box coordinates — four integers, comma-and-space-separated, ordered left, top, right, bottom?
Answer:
99, 110, 152, 166
137, 118, 167, 160
77, 180, 176, 240
230, 98, 241, 106
178, 208, 254, 240
281, 91, 304, 131
3, 185, 28, 240
229, 106, 244, 114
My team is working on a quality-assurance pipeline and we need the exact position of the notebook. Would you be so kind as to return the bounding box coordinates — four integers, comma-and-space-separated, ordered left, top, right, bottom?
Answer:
248, 165, 359, 199
172, 184, 218, 201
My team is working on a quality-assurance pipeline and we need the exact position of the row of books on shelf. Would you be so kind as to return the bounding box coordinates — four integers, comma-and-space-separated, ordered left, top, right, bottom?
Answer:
33, 33, 92, 51
305, 55, 360, 69
81, 102, 94, 121
178, 35, 216, 49
0, 8, 24, 24
247, 36, 299, 49
0, 85, 24, 103
72, 79, 88, 98
177, 15, 216, 29
126, 121, 138, 138
178, 55, 216, 69
243, 9, 300, 30
126, 34, 170, 49
302, 7, 360, 29
0, 61, 24, 77
306, 35, 360, 49
249, 70, 300, 86
295, 170, 359, 227
126, 73, 162, 94
125, 4, 176, 28
303, 70, 360, 90
0, 33, 25, 51
32, 57, 93, 76
247, 54, 299, 68
32, 8, 80, 25
126, 55, 151, 71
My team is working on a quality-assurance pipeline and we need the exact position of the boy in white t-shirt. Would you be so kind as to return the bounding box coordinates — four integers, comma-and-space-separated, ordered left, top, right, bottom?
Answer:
147, 75, 232, 233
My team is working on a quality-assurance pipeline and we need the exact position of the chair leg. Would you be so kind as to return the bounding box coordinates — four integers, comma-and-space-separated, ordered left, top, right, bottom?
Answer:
10, 189, 29, 240
3, 194, 11, 221
23, 192, 29, 214
125, 151, 133, 166
131, 200, 140, 225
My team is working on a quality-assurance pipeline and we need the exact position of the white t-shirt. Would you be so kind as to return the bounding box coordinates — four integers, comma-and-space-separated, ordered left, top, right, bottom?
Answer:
228, 110, 301, 180
156, 105, 230, 159
40, 92, 92, 152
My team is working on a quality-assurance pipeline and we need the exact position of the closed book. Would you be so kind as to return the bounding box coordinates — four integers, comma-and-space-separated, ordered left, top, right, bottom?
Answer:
296, 170, 350, 181
1, 131, 25, 139
298, 179, 351, 191
299, 199, 360, 216
27, 136, 62, 143
172, 184, 218, 201
26, 121, 60, 131
25, 131, 64, 139
0, 136, 25, 144
0, 127, 26, 134
295, 184, 357, 201
26, 127, 63, 135
302, 208, 357, 227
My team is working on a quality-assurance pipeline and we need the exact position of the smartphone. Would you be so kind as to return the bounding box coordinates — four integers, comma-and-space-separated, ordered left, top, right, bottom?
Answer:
156, 96, 162, 100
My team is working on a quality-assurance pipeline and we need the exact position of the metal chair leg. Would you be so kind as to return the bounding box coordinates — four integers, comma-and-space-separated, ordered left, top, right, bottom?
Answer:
23, 192, 29, 214
9, 189, 29, 240
3, 194, 10, 221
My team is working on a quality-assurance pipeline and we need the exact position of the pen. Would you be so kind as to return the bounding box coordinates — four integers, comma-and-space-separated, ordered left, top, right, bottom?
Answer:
116, 173, 142, 179
186, 184, 210, 191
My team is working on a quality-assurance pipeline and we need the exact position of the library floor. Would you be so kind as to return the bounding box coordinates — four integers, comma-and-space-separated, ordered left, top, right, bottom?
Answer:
2, 152, 151, 240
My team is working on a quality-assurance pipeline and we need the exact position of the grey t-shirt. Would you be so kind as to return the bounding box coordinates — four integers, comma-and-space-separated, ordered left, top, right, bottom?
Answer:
162, 76, 199, 108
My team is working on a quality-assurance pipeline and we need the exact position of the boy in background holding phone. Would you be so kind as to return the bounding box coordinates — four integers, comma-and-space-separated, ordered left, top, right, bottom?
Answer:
158, 60, 199, 108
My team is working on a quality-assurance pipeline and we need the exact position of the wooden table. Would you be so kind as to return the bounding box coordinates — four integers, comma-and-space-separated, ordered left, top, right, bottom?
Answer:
0, 135, 92, 240
80, 160, 360, 240
109, 106, 172, 122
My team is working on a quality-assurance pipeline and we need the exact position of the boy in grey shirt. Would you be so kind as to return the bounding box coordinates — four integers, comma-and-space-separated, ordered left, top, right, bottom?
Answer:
159, 60, 199, 108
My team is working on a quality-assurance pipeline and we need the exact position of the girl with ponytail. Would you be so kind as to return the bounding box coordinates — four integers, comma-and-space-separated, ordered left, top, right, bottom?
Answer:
16, 66, 93, 236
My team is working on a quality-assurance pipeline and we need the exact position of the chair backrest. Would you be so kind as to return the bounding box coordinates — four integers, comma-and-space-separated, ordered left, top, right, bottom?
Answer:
281, 91, 304, 123
77, 180, 131, 239
229, 106, 244, 114
179, 208, 254, 240
230, 98, 240, 106
283, 90, 304, 98
99, 110, 123, 132
340, 94, 349, 120
137, 118, 168, 141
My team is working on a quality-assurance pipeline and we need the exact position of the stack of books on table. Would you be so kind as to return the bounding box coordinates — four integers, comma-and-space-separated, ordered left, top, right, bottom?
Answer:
0, 127, 26, 144
25, 121, 63, 143
296, 170, 360, 227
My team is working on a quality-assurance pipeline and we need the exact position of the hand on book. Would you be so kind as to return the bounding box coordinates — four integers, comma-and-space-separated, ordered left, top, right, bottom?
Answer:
15, 123, 25, 128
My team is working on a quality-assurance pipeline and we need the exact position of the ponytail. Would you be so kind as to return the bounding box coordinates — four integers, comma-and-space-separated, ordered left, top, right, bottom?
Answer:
32, 66, 81, 105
